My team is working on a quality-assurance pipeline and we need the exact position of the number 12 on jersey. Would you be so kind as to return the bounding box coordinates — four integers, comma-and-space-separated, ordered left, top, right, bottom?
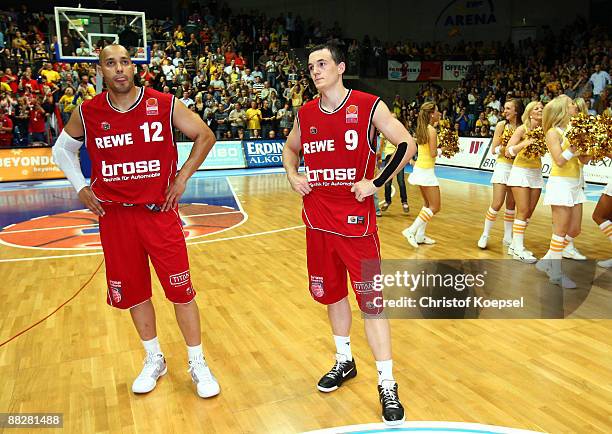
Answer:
139, 122, 164, 142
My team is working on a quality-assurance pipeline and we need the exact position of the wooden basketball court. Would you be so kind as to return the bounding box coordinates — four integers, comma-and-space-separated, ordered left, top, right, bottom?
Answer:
0, 172, 610, 433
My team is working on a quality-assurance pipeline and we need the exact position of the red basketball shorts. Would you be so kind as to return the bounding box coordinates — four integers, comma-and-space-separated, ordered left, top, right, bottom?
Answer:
306, 227, 383, 315
98, 204, 195, 309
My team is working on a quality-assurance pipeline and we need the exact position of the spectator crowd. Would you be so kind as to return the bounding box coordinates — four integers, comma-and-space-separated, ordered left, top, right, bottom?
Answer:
0, 5, 610, 147
389, 18, 611, 137
0, 4, 322, 146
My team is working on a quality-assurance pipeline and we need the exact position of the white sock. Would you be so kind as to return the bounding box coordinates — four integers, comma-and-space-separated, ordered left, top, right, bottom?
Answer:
142, 336, 162, 355
187, 343, 204, 361
547, 234, 565, 260
565, 235, 574, 250
333, 335, 352, 361
600, 220, 612, 242
512, 219, 527, 251
376, 359, 394, 384
409, 207, 433, 233
504, 209, 515, 240
417, 222, 427, 239
483, 207, 498, 236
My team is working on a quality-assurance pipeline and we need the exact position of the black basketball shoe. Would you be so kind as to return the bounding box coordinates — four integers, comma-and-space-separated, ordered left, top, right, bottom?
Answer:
378, 380, 405, 426
317, 354, 357, 392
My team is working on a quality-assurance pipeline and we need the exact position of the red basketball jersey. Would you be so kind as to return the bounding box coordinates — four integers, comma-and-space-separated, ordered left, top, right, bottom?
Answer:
298, 89, 380, 237
80, 87, 177, 204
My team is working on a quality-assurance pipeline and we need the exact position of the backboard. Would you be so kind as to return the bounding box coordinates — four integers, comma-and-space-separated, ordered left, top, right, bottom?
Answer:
54, 7, 149, 64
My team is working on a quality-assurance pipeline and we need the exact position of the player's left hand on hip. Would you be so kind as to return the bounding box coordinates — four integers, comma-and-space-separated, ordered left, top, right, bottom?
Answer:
351, 179, 376, 202
162, 177, 187, 211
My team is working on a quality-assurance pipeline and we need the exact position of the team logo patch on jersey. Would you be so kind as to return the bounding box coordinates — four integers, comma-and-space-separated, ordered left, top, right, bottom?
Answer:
146, 98, 159, 115
347, 215, 365, 225
101, 121, 111, 131
109, 280, 122, 303
346, 105, 358, 123
310, 126, 318, 134
310, 275, 324, 297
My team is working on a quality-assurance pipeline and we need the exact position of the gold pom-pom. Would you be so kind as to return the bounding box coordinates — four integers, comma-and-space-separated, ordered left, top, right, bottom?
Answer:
437, 122, 459, 158
593, 114, 612, 161
438, 119, 451, 128
567, 113, 612, 162
522, 126, 547, 159
499, 126, 515, 159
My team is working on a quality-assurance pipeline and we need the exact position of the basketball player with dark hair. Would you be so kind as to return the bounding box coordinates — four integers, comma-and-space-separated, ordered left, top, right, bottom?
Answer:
53, 44, 220, 398
282, 43, 417, 425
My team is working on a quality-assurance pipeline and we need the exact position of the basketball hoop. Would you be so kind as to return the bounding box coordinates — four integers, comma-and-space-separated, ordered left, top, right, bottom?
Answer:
54, 6, 149, 93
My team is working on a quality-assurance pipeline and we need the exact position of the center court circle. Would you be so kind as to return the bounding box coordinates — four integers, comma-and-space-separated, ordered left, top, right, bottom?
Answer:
303, 421, 544, 433
0, 203, 246, 250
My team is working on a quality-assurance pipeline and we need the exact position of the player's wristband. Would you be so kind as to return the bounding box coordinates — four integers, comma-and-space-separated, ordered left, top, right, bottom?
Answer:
373, 142, 408, 188
508, 146, 517, 157
493, 147, 501, 156
561, 149, 574, 161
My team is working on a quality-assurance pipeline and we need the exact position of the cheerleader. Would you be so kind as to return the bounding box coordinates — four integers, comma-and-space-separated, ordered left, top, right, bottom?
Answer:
477, 99, 524, 249
536, 95, 589, 287
592, 152, 612, 268
402, 102, 440, 248
558, 97, 591, 260
504, 101, 544, 263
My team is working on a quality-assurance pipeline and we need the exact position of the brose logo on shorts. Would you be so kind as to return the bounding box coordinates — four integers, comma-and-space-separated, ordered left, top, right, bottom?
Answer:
170, 270, 190, 287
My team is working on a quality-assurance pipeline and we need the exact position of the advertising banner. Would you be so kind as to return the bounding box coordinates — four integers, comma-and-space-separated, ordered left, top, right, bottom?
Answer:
0, 147, 64, 182
243, 139, 285, 168
436, 137, 491, 169
442, 60, 496, 81
388, 61, 442, 81
177, 141, 246, 170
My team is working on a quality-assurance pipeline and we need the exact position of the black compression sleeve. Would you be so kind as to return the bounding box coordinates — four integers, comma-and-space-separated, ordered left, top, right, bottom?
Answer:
373, 142, 408, 188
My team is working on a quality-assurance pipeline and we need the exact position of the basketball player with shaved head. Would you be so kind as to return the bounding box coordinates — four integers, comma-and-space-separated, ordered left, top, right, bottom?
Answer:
282, 43, 417, 425
53, 44, 220, 398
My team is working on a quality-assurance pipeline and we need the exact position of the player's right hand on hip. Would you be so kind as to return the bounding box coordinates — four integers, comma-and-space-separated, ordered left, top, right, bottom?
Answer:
78, 187, 105, 216
288, 173, 311, 197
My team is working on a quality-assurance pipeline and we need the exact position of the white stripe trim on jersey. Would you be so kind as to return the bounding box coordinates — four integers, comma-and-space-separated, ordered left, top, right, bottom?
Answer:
79, 102, 110, 203
361, 155, 371, 236
105, 86, 145, 113
170, 96, 176, 145
318, 89, 352, 115
167, 97, 177, 193
88, 178, 110, 203
79, 104, 87, 149
366, 98, 381, 154
362, 208, 371, 236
